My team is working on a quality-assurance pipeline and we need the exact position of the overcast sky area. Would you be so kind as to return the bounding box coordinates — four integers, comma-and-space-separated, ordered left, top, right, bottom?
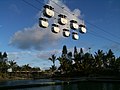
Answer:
0, 0, 120, 69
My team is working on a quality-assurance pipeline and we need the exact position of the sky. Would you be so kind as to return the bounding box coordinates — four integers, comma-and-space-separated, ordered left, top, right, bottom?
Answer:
0, 0, 120, 69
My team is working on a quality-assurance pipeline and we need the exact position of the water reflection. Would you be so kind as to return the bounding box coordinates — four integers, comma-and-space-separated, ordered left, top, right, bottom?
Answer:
16, 82, 120, 90
0, 79, 120, 90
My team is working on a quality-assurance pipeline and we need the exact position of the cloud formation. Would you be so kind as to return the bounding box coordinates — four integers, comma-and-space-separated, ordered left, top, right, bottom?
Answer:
8, 50, 61, 68
48, 0, 83, 23
9, 24, 62, 50
10, 0, 83, 51
36, 49, 61, 60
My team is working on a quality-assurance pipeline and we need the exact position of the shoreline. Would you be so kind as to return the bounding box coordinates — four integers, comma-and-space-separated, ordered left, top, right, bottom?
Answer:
1, 75, 120, 81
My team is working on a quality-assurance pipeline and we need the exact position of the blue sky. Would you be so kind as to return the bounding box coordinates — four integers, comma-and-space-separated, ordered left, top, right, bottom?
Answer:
0, 0, 120, 69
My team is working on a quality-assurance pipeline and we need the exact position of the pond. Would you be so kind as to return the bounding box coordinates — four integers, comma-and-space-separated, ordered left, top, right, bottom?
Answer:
21, 82, 120, 90
0, 78, 120, 90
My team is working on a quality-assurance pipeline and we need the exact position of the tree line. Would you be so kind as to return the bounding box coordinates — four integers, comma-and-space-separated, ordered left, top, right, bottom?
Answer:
1, 45, 120, 79
49, 45, 120, 77
0, 52, 40, 79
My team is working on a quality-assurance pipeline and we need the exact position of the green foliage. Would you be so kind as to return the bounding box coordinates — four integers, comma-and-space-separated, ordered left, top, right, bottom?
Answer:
1, 46, 120, 79
3, 52, 7, 58
62, 45, 67, 57
74, 46, 78, 57
0, 51, 41, 80
21, 64, 31, 71
48, 54, 57, 71
0, 52, 8, 61
0, 52, 8, 73
55, 46, 120, 77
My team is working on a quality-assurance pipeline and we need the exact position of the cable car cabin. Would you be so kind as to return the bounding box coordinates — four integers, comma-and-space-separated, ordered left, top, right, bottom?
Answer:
70, 20, 79, 30
79, 24, 87, 34
43, 5, 54, 18
72, 32, 79, 40
58, 14, 68, 25
39, 18, 49, 28
63, 29, 70, 37
51, 24, 60, 33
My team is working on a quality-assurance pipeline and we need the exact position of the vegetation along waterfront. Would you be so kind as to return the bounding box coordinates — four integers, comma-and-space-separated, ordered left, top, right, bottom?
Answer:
1, 45, 120, 80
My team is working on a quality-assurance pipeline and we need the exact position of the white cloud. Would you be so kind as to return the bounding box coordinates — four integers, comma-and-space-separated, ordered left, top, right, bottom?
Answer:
8, 51, 32, 61
48, 0, 83, 24
10, 0, 83, 51
9, 24, 62, 50
7, 47, 90, 68
36, 49, 61, 59
7, 50, 61, 68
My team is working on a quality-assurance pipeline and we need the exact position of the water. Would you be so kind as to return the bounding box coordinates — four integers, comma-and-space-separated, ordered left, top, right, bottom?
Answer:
21, 82, 120, 90
0, 79, 120, 90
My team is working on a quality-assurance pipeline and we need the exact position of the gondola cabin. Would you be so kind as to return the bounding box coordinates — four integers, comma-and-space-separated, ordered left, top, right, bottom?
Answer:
39, 18, 49, 28
43, 5, 54, 18
63, 29, 70, 37
58, 14, 68, 25
79, 24, 87, 34
70, 20, 79, 30
51, 24, 60, 33
72, 32, 79, 40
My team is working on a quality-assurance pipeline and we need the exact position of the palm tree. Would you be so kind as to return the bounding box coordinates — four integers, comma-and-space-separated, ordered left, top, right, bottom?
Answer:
106, 49, 115, 69
74, 46, 78, 58
22, 64, 31, 71
73, 48, 84, 72
21, 64, 31, 78
67, 52, 72, 61
62, 45, 68, 58
0, 52, 2, 60
82, 53, 93, 69
94, 50, 105, 68
8, 60, 17, 71
57, 57, 63, 72
2, 52, 8, 62
73, 53, 81, 72
57, 56, 72, 74
115, 57, 120, 72
0, 52, 8, 73
48, 54, 57, 71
